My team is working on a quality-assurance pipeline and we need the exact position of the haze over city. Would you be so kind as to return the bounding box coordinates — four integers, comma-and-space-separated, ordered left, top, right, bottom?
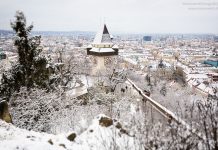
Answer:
0, 0, 218, 34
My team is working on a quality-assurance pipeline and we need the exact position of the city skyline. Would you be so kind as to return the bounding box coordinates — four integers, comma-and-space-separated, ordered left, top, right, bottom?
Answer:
0, 0, 218, 34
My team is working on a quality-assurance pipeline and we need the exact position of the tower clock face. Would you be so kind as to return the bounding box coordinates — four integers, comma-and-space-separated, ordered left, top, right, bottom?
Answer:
104, 57, 111, 65
104, 56, 118, 67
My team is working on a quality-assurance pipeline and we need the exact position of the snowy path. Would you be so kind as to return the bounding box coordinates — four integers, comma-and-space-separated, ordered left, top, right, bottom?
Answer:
66, 75, 96, 98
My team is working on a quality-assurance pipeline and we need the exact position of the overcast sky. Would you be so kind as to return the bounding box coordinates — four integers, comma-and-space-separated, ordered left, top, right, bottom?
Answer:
0, 0, 218, 34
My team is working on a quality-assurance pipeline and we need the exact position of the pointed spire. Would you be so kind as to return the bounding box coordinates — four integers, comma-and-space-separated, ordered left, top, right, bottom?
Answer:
103, 24, 109, 34
93, 24, 112, 44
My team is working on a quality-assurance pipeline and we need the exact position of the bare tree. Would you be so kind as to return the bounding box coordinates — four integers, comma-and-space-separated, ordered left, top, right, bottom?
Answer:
197, 93, 218, 150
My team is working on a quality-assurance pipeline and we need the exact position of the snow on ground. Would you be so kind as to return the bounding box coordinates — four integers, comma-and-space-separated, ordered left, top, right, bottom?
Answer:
66, 86, 88, 98
66, 75, 95, 98
0, 119, 73, 150
0, 114, 136, 150
73, 114, 136, 150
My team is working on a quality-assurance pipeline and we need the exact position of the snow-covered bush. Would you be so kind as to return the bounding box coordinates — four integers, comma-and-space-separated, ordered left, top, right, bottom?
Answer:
196, 94, 218, 150
9, 87, 76, 133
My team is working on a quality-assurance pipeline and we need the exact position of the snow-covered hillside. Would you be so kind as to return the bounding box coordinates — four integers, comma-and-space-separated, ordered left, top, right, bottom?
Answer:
0, 114, 136, 150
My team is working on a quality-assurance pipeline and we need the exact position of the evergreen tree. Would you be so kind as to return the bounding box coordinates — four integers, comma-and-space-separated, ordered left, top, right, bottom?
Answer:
0, 11, 50, 100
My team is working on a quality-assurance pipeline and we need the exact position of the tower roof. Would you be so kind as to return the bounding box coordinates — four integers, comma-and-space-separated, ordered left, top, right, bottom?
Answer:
93, 24, 113, 44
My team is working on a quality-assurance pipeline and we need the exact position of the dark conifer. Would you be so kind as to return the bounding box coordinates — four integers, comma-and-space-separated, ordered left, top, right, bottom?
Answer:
0, 11, 50, 100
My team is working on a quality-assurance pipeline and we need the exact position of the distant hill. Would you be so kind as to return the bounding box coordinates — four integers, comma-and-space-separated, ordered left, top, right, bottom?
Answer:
33, 31, 95, 37
0, 30, 14, 37
0, 29, 95, 37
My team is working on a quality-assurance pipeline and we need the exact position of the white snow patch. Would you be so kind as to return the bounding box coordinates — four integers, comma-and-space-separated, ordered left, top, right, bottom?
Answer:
0, 114, 136, 150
